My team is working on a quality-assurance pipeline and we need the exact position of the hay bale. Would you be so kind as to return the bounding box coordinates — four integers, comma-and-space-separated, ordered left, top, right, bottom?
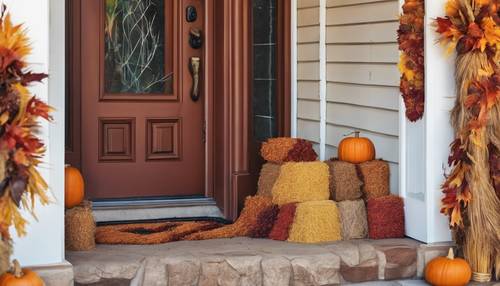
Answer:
327, 160, 363, 201
0, 238, 11, 275
257, 163, 281, 197
288, 201, 342, 243
65, 201, 96, 251
367, 195, 405, 239
186, 196, 275, 240
269, 203, 297, 241
358, 160, 390, 201
338, 200, 368, 240
260, 138, 317, 163
272, 162, 330, 206
261, 138, 297, 163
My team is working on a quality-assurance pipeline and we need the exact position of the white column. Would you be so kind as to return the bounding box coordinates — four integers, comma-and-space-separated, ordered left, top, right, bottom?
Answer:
8, 0, 66, 266
400, 0, 453, 243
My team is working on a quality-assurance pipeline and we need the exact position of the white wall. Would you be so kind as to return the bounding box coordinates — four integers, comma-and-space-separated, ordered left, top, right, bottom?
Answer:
7, 0, 66, 266
295, 0, 400, 193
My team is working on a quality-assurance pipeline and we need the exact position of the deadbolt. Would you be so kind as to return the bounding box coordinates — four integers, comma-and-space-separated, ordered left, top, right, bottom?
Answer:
189, 28, 203, 49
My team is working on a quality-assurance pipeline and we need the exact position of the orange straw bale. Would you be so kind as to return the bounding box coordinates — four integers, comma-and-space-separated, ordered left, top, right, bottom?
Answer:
358, 160, 390, 201
261, 138, 297, 163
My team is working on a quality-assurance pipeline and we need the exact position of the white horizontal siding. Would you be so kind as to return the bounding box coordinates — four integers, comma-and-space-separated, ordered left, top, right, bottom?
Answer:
326, 82, 399, 110
327, 63, 399, 86
297, 119, 321, 143
298, 26, 321, 43
298, 7, 320, 26
298, 81, 320, 100
298, 99, 321, 121
326, 1, 398, 25
327, 103, 399, 136
298, 0, 320, 8
298, 62, 321, 80
298, 43, 320, 61
327, 43, 398, 63
326, 0, 389, 7
326, 22, 398, 43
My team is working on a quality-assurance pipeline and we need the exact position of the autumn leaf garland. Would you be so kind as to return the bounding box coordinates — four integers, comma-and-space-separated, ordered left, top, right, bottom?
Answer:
398, 0, 425, 122
435, 0, 499, 280
0, 6, 52, 238
435, 0, 499, 228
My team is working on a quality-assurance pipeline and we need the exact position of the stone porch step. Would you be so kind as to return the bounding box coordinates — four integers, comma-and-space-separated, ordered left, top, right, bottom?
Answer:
66, 237, 452, 286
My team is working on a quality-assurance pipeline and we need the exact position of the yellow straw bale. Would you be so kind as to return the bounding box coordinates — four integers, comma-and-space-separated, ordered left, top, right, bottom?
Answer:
288, 200, 342, 243
272, 162, 330, 206
65, 201, 96, 251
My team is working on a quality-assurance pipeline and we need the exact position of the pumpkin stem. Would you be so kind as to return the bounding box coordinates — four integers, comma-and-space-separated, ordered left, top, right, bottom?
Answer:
343, 131, 361, 138
12, 259, 23, 278
447, 248, 455, 259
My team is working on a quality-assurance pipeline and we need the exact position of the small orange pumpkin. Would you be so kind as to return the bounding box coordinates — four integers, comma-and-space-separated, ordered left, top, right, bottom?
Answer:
338, 131, 375, 164
425, 248, 471, 286
0, 260, 44, 286
65, 165, 85, 209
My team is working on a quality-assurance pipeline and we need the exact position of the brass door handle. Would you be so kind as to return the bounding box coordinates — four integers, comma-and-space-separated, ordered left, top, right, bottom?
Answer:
189, 57, 201, 102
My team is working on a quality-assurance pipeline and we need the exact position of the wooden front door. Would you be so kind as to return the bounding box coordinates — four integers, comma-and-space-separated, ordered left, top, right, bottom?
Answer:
80, 0, 209, 199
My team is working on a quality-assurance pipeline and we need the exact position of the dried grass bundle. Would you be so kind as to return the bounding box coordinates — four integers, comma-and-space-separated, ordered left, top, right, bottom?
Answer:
0, 238, 11, 275
434, 1, 500, 278
96, 221, 222, 245
65, 201, 96, 251
272, 162, 330, 206
288, 201, 342, 243
186, 196, 274, 240
257, 163, 281, 197
338, 200, 368, 240
327, 160, 363, 201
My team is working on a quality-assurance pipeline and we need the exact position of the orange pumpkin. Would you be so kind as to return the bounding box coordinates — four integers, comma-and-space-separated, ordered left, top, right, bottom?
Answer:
425, 248, 471, 286
65, 165, 85, 209
338, 131, 375, 164
0, 260, 44, 286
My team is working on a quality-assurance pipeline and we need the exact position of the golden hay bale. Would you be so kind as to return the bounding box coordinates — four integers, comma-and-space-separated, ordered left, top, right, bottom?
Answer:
288, 201, 342, 243
0, 238, 11, 275
65, 201, 96, 251
272, 162, 330, 206
257, 163, 281, 197
358, 160, 390, 201
338, 200, 368, 240
327, 160, 363, 201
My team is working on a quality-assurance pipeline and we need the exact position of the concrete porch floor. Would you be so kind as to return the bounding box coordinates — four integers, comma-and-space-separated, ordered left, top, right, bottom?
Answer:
65, 237, 454, 286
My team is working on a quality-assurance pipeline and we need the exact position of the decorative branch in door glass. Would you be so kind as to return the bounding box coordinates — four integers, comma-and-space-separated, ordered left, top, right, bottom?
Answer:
105, 0, 172, 94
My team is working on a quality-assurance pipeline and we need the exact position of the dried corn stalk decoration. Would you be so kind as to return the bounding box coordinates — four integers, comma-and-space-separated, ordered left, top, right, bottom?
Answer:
435, 0, 499, 281
398, 0, 425, 121
0, 5, 52, 238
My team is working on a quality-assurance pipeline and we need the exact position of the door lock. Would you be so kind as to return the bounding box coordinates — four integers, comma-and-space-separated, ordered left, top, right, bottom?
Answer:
189, 57, 201, 102
189, 28, 203, 49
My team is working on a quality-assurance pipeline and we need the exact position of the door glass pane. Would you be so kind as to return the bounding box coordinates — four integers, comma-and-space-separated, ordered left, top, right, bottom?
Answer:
104, 0, 172, 94
252, 0, 278, 142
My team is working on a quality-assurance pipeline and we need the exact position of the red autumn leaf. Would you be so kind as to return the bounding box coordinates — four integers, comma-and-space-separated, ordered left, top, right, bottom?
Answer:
27, 97, 53, 121
21, 72, 48, 86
